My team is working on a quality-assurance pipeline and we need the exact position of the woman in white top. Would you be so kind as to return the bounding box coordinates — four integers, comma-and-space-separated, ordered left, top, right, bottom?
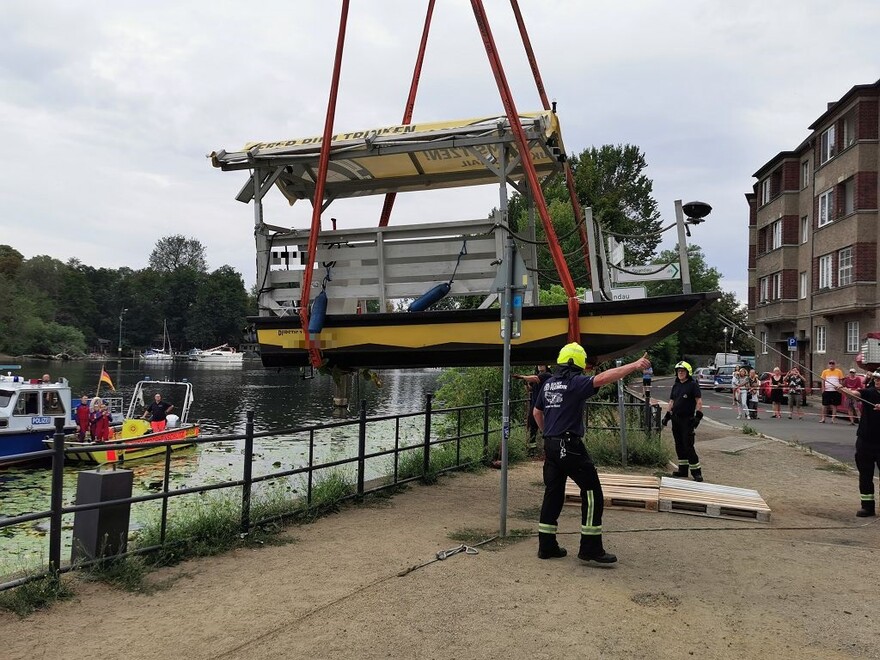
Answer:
731, 368, 750, 419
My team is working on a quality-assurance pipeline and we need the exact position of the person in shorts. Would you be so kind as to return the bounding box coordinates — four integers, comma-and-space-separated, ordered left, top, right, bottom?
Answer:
820, 360, 844, 423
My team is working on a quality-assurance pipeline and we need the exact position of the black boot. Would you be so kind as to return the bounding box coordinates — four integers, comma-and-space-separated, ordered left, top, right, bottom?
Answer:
690, 465, 703, 483
670, 462, 689, 478
537, 532, 567, 559
856, 501, 876, 518
577, 535, 617, 564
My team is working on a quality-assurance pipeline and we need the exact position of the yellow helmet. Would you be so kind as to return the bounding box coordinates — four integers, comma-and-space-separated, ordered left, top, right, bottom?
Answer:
674, 360, 693, 376
557, 342, 587, 369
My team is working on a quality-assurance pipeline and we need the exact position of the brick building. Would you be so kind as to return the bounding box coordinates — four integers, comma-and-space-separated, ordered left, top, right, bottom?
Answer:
748, 79, 879, 383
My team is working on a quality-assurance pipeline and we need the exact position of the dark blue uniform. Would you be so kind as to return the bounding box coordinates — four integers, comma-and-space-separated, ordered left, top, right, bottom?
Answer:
855, 387, 880, 515
534, 369, 609, 560
668, 377, 702, 479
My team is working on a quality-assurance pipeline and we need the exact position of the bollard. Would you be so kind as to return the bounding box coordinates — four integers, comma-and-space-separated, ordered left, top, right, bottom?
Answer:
71, 468, 134, 563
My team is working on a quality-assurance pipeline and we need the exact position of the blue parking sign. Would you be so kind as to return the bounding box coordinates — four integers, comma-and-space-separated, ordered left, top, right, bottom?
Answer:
787, 337, 797, 351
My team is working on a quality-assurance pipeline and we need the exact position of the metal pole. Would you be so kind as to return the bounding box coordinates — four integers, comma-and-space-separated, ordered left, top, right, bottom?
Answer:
49, 418, 65, 577
616, 359, 628, 467
423, 394, 433, 478
482, 389, 490, 461
584, 208, 602, 301
357, 400, 367, 495
674, 199, 693, 294
241, 410, 254, 535
498, 144, 513, 538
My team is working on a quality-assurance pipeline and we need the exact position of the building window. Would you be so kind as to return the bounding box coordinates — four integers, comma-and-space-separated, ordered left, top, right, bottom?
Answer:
846, 321, 860, 353
801, 216, 809, 243
842, 114, 856, 149
838, 246, 853, 285
760, 178, 771, 205
773, 273, 782, 300
815, 325, 827, 353
818, 188, 834, 227
760, 331, 768, 355
770, 220, 782, 250
819, 254, 833, 289
843, 178, 855, 215
820, 125, 836, 164
759, 277, 769, 303
800, 271, 807, 299
801, 160, 810, 189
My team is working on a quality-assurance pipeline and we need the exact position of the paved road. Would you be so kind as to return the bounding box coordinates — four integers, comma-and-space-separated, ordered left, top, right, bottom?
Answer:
645, 376, 859, 465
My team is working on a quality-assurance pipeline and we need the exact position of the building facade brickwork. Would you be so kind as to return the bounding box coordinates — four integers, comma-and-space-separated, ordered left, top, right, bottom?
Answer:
749, 79, 880, 385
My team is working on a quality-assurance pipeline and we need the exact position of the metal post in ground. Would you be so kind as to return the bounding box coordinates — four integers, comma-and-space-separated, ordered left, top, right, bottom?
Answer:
160, 444, 172, 544
357, 400, 367, 495
616, 359, 628, 467
49, 418, 65, 577
644, 384, 653, 433
423, 393, 433, 479
241, 410, 254, 535
482, 389, 490, 460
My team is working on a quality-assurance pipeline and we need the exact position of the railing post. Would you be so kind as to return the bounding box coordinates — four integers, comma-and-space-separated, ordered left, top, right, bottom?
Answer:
160, 444, 172, 544
616, 359, 628, 467
644, 383, 653, 434
482, 389, 490, 461
49, 418, 65, 577
357, 399, 367, 495
241, 410, 254, 536
423, 393, 433, 478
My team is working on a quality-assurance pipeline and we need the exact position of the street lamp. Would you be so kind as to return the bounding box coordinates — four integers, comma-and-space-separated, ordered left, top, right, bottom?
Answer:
118, 308, 128, 359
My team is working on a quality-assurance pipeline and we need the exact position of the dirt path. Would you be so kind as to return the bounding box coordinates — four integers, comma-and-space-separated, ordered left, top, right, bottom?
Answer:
2, 420, 879, 659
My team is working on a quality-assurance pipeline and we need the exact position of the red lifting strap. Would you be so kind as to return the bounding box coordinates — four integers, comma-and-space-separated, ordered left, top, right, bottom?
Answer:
299, 0, 351, 368
470, 0, 580, 343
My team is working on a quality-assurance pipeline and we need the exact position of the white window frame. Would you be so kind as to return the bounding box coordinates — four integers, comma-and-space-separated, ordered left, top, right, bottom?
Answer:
760, 178, 771, 205
760, 331, 768, 355
820, 125, 836, 164
801, 160, 810, 189
815, 325, 827, 353
799, 271, 807, 300
772, 272, 782, 300
818, 188, 834, 227
846, 321, 860, 353
819, 254, 833, 289
838, 246, 853, 286
771, 220, 782, 250
801, 216, 809, 243
759, 277, 769, 303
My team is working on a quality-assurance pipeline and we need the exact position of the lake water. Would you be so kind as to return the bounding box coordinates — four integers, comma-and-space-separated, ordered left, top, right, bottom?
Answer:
1, 358, 445, 575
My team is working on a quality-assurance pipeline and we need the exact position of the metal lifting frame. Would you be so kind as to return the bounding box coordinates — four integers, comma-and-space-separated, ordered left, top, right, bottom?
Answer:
298, 0, 584, 366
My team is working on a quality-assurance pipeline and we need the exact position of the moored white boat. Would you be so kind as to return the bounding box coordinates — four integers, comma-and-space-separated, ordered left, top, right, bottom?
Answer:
195, 344, 243, 364
141, 320, 174, 362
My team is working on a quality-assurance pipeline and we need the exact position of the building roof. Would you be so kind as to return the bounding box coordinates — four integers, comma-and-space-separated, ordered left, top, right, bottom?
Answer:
807, 78, 880, 130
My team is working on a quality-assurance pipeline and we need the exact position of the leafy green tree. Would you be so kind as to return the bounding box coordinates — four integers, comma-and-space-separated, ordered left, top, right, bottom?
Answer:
148, 235, 208, 273
0, 245, 23, 278
645, 245, 749, 358
186, 266, 249, 346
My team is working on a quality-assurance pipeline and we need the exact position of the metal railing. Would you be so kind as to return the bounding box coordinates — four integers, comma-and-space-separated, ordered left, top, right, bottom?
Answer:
0, 388, 659, 592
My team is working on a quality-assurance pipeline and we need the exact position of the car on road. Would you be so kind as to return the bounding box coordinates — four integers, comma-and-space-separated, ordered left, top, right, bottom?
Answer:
713, 365, 738, 392
695, 367, 716, 389
758, 371, 788, 404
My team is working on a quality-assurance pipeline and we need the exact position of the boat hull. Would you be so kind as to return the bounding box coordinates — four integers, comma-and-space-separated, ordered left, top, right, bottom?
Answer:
252, 292, 719, 369
60, 424, 200, 464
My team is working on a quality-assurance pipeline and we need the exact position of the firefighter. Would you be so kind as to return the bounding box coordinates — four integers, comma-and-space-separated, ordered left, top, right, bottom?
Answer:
838, 371, 880, 517
533, 343, 651, 564
663, 361, 704, 482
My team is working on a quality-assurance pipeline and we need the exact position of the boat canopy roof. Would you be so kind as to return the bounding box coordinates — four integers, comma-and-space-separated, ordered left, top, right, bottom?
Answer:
210, 111, 566, 204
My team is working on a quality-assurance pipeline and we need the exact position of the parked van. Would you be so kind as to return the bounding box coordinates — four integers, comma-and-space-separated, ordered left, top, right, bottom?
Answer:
712, 352, 740, 368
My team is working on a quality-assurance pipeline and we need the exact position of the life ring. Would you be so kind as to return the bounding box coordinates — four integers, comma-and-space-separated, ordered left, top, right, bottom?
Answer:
126, 421, 140, 435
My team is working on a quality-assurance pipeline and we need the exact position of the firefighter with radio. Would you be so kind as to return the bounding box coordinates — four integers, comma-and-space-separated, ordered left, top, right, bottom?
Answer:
663, 361, 704, 482
533, 343, 651, 565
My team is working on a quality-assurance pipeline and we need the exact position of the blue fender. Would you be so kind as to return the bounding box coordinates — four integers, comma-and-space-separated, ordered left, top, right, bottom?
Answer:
308, 291, 328, 334
408, 282, 451, 312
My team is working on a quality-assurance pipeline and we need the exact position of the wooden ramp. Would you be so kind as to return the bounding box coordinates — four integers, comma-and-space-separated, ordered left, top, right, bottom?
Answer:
658, 477, 771, 522
565, 474, 660, 512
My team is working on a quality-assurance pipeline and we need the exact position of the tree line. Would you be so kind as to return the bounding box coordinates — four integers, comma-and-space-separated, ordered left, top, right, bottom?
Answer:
0, 236, 252, 357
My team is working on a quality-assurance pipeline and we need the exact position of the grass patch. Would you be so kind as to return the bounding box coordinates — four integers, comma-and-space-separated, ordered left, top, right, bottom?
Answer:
816, 463, 851, 474
0, 575, 73, 617
586, 430, 672, 467
82, 556, 153, 593
741, 424, 759, 436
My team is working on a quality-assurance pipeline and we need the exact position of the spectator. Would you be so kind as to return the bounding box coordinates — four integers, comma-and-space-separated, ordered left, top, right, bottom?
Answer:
843, 369, 864, 425
820, 360, 844, 423
785, 368, 806, 420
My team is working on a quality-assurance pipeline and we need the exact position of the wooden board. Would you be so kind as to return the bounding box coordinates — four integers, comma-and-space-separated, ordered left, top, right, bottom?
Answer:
564, 474, 660, 512
658, 477, 771, 522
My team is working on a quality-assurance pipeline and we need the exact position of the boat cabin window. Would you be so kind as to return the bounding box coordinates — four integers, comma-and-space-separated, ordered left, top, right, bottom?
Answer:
43, 391, 66, 415
14, 392, 40, 416
0, 389, 13, 408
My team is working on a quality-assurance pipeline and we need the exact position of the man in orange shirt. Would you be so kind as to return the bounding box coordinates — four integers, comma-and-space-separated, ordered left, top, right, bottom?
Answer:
820, 360, 845, 423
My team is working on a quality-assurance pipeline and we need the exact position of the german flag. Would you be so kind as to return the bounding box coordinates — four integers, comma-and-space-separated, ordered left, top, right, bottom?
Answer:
100, 369, 115, 391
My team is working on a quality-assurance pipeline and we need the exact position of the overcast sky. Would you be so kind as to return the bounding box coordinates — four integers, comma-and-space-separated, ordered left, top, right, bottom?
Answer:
2, 0, 878, 304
